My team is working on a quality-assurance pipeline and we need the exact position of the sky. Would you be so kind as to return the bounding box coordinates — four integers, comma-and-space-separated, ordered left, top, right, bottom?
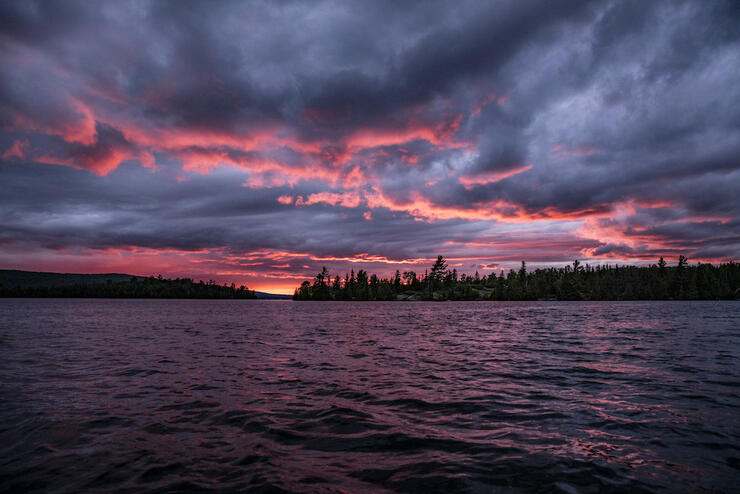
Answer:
1, 0, 739, 294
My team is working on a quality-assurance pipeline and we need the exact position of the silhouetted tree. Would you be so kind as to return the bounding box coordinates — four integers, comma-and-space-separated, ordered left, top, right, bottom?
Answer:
289, 255, 739, 301
429, 255, 448, 291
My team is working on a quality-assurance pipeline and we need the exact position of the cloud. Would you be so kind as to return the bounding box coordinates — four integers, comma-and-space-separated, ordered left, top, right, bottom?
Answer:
1, 0, 738, 290
2, 139, 29, 160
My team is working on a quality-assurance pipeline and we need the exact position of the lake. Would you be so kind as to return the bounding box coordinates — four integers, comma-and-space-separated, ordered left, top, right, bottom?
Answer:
1, 299, 739, 493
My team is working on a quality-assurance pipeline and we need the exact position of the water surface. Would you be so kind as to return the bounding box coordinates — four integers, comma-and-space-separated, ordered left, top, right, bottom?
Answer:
1, 300, 739, 492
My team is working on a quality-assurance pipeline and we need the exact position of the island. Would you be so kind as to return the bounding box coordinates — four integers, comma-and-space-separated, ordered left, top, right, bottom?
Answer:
293, 256, 740, 301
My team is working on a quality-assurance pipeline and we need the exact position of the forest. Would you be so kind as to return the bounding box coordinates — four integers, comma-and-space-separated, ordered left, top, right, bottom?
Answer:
293, 256, 740, 301
0, 274, 257, 299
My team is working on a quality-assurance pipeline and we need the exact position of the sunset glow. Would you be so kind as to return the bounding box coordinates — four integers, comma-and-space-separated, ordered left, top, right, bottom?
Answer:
1, 1, 738, 293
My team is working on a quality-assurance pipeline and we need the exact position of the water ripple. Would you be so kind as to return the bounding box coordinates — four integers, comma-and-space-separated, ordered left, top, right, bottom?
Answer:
1, 299, 739, 492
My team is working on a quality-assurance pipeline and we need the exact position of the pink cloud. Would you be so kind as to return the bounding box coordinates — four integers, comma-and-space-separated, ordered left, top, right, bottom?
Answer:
2, 139, 30, 160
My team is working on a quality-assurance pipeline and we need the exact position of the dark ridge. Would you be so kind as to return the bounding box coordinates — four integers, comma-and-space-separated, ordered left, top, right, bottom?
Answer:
0, 269, 141, 288
0, 269, 257, 299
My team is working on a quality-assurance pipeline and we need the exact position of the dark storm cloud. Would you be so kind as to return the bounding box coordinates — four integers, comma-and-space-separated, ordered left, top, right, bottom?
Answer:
1, 0, 739, 288
0, 161, 486, 261
2, 0, 601, 136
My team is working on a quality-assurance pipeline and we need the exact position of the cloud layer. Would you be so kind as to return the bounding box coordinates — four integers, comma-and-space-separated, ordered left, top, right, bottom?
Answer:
1, 0, 739, 292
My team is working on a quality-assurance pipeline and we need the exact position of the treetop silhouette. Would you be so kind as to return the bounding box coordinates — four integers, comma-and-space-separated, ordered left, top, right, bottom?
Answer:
293, 256, 739, 301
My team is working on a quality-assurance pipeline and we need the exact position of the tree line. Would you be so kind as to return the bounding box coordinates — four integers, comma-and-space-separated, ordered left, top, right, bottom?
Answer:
293, 255, 740, 301
0, 275, 257, 299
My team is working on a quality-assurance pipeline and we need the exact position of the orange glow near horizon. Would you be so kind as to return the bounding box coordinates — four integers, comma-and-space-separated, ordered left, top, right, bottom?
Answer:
1, 239, 733, 295
3, 74, 735, 280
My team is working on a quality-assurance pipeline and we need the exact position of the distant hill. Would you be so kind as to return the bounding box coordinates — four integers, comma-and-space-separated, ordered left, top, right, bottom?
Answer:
0, 269, 141, 288
253, 291, 293, 300
0, 269, 289, 299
